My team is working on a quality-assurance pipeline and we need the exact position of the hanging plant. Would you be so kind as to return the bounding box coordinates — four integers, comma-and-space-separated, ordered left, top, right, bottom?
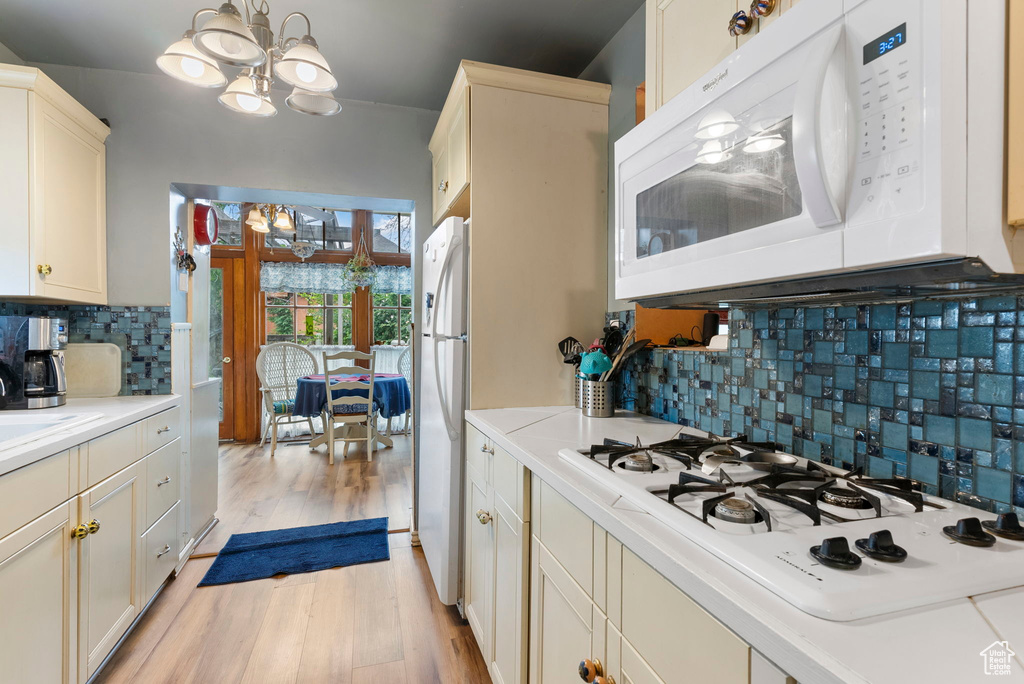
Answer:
343, 231, 376, 288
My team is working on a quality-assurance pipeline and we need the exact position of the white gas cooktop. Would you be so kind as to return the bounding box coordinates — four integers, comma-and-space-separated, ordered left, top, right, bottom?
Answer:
559, 426, 1024, 621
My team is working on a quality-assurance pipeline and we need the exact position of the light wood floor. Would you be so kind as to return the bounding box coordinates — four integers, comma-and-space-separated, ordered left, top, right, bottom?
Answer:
94, 437, 489, 684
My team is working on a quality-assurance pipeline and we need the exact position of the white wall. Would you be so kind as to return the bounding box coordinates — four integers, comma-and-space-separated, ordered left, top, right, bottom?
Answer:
578, 6, 646, 312
30, 64, 439, 311
0, 41, 24, 66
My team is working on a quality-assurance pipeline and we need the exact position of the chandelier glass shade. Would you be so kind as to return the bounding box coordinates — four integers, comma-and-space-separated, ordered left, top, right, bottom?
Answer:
285, 87, 342, 116
156, 32, 227, 87
192, 3, 265, 67
219, 74, 277, 116
158, 1, 340, 117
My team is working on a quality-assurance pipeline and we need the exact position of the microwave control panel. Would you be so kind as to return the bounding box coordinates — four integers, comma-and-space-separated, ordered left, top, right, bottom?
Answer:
846, 0, 923, 228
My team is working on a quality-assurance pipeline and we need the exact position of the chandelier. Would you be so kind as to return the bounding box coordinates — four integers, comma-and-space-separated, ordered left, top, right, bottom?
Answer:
157, 1, 341, 117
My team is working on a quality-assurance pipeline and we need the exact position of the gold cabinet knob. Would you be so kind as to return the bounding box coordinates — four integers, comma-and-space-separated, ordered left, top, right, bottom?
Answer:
579, 658, 603, 682
729, 10, 753, 36
37, 264, 52, 276
749, 0, 776, 18
87, 519, 101, 535
72, 524, 89, 540
476, 509, 492, 525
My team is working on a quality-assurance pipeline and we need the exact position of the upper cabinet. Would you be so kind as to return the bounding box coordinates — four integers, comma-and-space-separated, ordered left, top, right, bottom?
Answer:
430, 85, 470, 226
645, 0, 801, 113
0, 65, 110, 305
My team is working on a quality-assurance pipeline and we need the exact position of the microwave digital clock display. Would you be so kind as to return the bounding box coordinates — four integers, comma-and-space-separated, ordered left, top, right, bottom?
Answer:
863, 23, 907, 64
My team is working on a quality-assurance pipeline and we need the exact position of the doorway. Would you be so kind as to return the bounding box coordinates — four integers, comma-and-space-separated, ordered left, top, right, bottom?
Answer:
210, 256, 238, 440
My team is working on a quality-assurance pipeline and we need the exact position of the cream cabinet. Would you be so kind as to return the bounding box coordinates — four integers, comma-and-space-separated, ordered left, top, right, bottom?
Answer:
645, 0, 801, 113
430, 86, 470, 225
464, 423, 531, 684
0, 501, 78, 684
0, 64, 109, 304
0, 405, 187, 684
78, 464, 144, 679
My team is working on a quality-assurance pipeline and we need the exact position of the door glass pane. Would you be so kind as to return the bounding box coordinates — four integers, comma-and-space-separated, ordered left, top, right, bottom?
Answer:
635, 117, 801, 259
209, 267, 225, 421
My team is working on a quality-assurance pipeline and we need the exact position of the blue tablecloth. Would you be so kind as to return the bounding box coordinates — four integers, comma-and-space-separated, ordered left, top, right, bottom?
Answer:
293, 374, 411, 419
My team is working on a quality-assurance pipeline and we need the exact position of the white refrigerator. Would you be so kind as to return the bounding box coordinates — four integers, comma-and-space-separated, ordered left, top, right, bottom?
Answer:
418, 217, 467, 605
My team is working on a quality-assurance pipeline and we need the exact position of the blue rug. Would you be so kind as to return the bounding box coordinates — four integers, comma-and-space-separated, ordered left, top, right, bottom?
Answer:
198, 517, 390, 586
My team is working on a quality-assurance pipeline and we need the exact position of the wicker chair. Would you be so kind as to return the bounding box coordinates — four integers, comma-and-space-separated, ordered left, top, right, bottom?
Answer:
321, 350, 379, 464
255, 342, 318, 456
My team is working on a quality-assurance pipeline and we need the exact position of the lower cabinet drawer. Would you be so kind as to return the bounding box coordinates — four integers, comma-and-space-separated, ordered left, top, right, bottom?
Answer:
533, 477, 595, 597
620, 547, 749, 683
0, 448, 72, 539
87, 423, 141, 488
144, 438, 180, 529
143, 502, 180, 602
144, 406, 181, 455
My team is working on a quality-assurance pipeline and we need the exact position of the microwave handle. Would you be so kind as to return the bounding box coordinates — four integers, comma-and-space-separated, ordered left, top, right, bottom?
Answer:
792, 24, 843, 228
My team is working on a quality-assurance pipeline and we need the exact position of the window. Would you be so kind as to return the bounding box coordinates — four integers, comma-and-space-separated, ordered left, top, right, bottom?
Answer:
265, 291, 354, 346
372, 291, 412, 345
371, 212, 412, 254
264, 207, 354, 253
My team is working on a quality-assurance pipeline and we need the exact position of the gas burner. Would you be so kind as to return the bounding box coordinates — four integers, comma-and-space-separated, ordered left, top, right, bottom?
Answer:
821, 485, 872, 509
620, 452, 657, 472
714, 497, 757, 524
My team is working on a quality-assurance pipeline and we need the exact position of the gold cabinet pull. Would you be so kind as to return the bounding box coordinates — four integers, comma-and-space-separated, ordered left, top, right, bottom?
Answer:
729, 10, 753, 36
594, 677, 615, 684
579, 658, 603, 682
749, 0, 776, 18
37, 264, 52, 276
157, 476, 172, 487
87, 519, 101, 535
156, 544, 172, 558
476, 509, 492, 525
72, 524, 89, 540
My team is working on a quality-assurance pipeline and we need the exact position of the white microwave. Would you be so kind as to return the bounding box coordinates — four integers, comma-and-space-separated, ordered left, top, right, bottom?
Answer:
615, 0, 1016, 305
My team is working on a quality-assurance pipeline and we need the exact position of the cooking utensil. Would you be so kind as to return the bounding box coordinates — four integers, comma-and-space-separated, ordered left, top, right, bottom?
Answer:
600, 335, 649, 381
558, 337, 585, 365
602, 325, 625, 357
701, 450, 799, 475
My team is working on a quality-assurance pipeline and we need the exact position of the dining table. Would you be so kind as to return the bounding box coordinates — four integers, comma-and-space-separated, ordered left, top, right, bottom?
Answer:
294, 373, 411, 449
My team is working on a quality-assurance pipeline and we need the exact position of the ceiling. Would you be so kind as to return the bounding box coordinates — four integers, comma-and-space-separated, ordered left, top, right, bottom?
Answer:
0, 0, 643, 111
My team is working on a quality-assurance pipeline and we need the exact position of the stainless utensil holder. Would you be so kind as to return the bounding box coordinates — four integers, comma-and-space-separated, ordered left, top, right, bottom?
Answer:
574, 375, 583, 409
580, 380, 614, 418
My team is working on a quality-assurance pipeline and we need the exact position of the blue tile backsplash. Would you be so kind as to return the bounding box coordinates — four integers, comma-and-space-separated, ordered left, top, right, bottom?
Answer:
610, 294, 1024, 516
0, 301, 172, 396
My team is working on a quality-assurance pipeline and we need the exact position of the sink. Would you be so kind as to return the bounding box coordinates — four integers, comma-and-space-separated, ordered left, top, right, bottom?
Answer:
0, 412, 104, 452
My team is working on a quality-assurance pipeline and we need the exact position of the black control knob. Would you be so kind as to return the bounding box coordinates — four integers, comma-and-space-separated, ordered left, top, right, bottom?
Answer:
982, 513, 1024, 541
855, 530, 907, 562
942, 517, 997, 547
810, 536, 862, 570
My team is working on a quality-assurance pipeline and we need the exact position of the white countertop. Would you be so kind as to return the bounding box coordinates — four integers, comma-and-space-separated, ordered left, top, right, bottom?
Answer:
466, 406, 1024, 684
0, 395, 182, 477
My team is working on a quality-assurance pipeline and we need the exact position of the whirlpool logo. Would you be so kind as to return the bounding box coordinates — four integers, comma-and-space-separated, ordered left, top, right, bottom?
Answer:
703, 69, 729, 92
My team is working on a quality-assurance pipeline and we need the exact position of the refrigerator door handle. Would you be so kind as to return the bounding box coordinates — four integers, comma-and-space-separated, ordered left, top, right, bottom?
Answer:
430, 234, 464, 442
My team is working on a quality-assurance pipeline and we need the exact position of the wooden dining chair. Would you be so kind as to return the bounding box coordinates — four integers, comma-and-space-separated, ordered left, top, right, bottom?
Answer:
320, 350, 378, 465
255, 342, 318, 457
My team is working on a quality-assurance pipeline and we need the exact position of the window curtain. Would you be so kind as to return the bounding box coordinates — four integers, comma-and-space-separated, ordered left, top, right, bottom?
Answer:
259, 262, 412, 294
259, 262, 355, 294
372, 265, 413, 295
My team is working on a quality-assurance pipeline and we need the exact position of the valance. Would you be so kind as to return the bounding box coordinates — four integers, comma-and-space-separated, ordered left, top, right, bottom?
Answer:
259, 262, 412, 295
373, 265, 413, 295
259, 262, 354, 294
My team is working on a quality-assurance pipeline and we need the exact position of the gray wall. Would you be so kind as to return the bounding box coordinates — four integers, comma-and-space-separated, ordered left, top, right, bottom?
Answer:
579, 6, 646, 313
30, 64, 438, 310
0, 40, 24, 65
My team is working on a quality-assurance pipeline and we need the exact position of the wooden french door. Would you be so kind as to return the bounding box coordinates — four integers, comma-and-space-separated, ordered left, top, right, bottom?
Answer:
210, 257, 237, 440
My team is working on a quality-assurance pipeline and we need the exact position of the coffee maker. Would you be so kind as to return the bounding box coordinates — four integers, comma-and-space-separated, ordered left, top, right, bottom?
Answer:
0, 316, 68, 409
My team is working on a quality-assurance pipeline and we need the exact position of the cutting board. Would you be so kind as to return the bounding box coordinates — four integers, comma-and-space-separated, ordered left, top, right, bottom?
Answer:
65, 343, 123, 398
